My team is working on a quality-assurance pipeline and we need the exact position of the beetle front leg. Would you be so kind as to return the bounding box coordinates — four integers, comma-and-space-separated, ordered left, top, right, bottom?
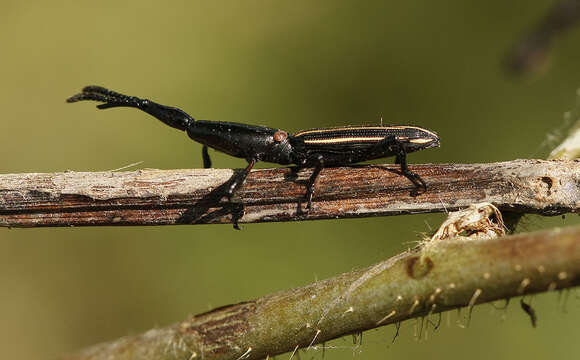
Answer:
227, 158, 257, 201
224, 159, 257, 229
304, 154, 324, 210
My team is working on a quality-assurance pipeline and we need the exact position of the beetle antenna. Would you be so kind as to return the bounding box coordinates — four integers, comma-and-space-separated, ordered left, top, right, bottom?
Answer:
67, 86, 194, 131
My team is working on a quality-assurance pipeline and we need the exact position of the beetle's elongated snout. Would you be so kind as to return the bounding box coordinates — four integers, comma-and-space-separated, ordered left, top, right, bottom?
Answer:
67, 86, 194, 131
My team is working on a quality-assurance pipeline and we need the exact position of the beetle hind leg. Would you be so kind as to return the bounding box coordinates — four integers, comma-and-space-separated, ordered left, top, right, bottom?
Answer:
394, 142, 427, 196
369, 136, 427, 195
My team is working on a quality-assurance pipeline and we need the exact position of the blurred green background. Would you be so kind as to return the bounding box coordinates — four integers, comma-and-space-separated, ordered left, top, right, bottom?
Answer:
1, 1, 580, 359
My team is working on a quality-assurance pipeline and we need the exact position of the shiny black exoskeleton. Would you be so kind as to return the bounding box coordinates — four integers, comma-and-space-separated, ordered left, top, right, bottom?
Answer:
67, 86, 440, 224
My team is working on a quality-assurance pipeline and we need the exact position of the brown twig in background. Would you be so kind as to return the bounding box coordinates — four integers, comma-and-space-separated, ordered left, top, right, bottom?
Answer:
504, 0, 580, 75
1, 159, 579, 228
61, 225, 580, 360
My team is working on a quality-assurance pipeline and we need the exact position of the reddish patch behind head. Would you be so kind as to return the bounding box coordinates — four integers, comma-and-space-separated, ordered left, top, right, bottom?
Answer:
273, 130, 288, 142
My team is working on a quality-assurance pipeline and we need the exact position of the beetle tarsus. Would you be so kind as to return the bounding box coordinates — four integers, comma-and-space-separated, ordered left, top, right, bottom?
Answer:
406, 171, 427, 196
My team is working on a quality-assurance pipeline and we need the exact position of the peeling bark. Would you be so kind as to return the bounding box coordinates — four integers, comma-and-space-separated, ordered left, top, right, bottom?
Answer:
1, 159, 579, 227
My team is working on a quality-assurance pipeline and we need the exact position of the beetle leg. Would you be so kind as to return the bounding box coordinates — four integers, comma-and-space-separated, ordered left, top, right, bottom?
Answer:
227, 158, 257, 201
369, 136, 426, 195
225, 158, 257, 229
393, 140, 426, 196
202, 145, 212, 169
305, 154, 324, 210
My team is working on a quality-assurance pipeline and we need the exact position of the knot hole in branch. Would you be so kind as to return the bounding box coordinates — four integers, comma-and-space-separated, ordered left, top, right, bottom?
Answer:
406, 256, 434, 279
539, 176, 553, 196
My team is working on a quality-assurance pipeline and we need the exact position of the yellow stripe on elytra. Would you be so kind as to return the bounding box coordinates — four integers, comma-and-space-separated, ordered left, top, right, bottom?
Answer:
295, 126, 387, 137
409, 138, 434, 144
294, 125, 437, 138
304, 136, 387, 144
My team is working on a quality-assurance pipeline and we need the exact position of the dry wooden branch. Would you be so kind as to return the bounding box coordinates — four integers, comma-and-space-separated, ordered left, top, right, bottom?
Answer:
1, 159, 579, 227
62, 225, 580, 360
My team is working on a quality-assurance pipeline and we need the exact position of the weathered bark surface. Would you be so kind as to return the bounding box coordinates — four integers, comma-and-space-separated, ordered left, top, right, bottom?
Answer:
0, 159, 579, 227
62, 225, 580, 360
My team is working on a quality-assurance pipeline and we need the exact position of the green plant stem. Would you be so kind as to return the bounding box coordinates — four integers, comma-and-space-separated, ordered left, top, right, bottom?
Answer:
63, 226, 580, 360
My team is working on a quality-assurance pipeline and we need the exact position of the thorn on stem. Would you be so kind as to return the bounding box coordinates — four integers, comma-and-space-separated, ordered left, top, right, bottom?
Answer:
520, 299, 537, 328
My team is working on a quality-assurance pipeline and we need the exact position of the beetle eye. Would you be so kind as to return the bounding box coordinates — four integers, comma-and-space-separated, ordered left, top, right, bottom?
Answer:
273, 130, 288, 143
